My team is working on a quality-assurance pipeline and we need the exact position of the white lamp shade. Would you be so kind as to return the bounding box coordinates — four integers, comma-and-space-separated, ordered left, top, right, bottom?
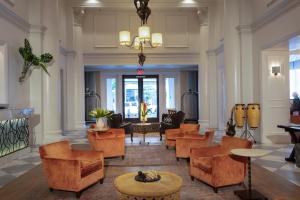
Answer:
151, 33, 163, 47
119, 31, 131, 46
133, 37, 141, 49
138, 26, 151, 41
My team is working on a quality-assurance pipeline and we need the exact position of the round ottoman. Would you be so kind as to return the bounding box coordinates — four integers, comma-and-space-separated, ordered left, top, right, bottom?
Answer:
114, 171, 183, 200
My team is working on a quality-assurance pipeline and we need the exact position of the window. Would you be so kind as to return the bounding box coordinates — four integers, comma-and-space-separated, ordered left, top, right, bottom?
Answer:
289, 55, 300, 99
106, 78, 116, 112
165, 78, 175, 109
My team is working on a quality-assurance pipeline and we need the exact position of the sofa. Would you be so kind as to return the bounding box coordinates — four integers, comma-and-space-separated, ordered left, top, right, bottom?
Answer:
190, 136, 252, 193
87, 127, 125, 159
165, 123, 200, 148
176, 129, 215, 160
39, 140, 104, 198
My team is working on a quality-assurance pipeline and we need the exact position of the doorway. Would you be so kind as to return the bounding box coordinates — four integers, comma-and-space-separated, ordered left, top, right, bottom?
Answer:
122, 75, 159, 122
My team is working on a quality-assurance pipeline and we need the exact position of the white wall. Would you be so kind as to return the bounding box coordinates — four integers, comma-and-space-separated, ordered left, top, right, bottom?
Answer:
0, 1, 30, 108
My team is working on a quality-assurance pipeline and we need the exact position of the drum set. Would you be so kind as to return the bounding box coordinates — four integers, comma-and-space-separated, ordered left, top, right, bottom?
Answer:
234, 104, 260, 143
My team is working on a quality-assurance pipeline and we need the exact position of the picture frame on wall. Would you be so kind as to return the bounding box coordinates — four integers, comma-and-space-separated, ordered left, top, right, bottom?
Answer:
4, 0, 15, 6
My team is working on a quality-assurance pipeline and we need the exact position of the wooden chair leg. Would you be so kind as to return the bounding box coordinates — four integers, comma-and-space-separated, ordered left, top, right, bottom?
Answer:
166, 146, 169, 149
213, 187, 218, 193
100, 178, 104, 184
121, 156, 125, 160
49, 188, 53, 192
176, 157, 179, 161
76, 191, 82, 199
191, 176, 194, 181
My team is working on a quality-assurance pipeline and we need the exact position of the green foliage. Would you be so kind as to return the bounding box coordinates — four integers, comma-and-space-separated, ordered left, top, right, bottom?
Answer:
89, 108, 113, 119
19, 39, 53, 82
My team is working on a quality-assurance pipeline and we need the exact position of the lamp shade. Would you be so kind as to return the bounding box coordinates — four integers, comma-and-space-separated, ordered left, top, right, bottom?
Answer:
138, 26, 150, 41
119, 31, 131, 46
151, 33, 163, 47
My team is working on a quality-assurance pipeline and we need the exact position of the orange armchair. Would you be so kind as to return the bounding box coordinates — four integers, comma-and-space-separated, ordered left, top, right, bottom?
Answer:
165, 123, 200, 148
39, 140, 104, 198
87, 128, 125, 159
190, 136, 252, 193
176, 129, 215, 160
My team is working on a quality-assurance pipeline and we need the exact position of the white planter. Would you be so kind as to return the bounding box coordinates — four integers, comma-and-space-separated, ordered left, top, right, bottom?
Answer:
96, 117, 107, 129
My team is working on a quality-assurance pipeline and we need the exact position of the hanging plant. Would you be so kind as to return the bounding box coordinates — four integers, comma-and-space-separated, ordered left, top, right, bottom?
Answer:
18, 39, 53, 83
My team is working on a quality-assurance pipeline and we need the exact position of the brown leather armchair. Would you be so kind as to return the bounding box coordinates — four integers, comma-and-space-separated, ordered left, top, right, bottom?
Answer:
87, 128, 125, 159
39, 140, 104, 198
165, 123, 200, 148
190, 136, 252, 193
176, 129, 215, 160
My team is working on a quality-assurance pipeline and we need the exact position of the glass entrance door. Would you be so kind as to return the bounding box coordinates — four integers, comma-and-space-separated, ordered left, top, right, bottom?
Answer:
123, 75, 159, 122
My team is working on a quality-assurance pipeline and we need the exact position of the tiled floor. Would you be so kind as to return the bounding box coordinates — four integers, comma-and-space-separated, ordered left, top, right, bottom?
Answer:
0, 130, 299, 189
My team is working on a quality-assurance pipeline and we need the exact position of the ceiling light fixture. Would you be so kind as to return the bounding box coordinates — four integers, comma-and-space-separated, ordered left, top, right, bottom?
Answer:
119, 0, 163, 66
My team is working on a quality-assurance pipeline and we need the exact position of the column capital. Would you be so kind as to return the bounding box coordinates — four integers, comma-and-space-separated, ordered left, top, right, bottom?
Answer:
197, 7, 208, 26
73, 8, 85, 26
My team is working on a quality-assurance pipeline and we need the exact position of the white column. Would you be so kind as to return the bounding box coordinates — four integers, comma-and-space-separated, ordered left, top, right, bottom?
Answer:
65, 8, 85, 130
42, 0, 62, 138
198, 8, 210, 127
28, 0, 45, 145
238, 0, 254, 103
224, 0, 241, 116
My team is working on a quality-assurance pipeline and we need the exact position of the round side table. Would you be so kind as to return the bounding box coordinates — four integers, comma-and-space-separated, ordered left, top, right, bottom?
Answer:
231, 148, 270, 200
114, 171, 183, 200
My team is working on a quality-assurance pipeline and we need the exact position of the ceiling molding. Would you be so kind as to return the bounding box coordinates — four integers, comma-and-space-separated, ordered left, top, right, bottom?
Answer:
68, 0, 209, 9
0, 2, 30, 32
251, 0, 300, 32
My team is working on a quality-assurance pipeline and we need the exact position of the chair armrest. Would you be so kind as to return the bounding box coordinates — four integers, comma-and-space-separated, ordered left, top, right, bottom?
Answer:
190, 145, 222, 157
41, 157, 81, 182
120, 122, 132, 128
72, 149, 104, 161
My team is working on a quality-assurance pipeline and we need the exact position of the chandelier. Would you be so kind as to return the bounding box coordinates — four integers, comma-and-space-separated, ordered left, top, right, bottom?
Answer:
119, 0, 163, 66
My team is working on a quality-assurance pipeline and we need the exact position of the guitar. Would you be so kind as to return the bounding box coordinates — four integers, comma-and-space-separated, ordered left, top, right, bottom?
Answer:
226, 106, 236, 136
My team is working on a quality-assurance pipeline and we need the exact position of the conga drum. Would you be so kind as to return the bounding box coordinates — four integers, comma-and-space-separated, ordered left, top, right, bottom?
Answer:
234, 104, 246, 128
247, 104, 260, 128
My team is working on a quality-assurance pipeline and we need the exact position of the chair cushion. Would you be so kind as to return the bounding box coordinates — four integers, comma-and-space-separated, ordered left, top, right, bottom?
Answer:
80, 160, 102, 178
193, 157, 212, 173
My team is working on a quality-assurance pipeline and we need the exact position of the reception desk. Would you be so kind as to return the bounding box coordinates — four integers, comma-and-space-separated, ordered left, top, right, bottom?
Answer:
0, 108, 33, 157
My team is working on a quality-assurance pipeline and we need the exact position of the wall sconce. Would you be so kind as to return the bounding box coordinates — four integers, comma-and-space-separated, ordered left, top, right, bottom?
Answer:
272, 66, 281, 76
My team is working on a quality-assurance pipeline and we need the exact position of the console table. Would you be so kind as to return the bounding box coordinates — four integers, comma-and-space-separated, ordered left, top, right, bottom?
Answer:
0, 108, 33, 157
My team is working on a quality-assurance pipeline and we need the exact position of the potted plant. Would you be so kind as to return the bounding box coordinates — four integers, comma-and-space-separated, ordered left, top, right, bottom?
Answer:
89, 108, 113, 129
18, 39, 53, 83
140, 102, 152, 123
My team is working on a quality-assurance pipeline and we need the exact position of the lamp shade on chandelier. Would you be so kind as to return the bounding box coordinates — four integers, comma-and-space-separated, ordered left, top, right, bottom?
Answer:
119, 0, 163, 66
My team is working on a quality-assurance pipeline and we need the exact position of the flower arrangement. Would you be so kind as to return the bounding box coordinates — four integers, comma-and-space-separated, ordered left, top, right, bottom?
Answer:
140, 102, 151, 123
18, 39, 53, 83
89, 108, 113, 129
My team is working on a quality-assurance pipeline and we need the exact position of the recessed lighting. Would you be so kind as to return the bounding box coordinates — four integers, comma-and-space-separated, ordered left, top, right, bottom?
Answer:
182, 0, 196, 4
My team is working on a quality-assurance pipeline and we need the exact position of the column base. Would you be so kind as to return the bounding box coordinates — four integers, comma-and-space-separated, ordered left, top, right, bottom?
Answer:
234, 189, 268, 200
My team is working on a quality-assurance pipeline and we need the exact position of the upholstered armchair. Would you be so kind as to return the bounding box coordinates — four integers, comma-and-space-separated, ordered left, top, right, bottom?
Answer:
160, 111, 185, 140
165, 123, 200, 148
176, 129, 215, 160
109, 113, 133, 141
190, 136, 252, 193
87, 127, 125, 159
39, 140, 104, 198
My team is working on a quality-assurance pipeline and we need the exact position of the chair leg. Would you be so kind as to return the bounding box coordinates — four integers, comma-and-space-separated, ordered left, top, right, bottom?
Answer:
49, 188, 53, 192
100, 178, 104, 184
176, 157, 179, 161
166, 146, 169, 149
76, 191, 82, 199
190, 176, 194, 181
121, 156, 125, 160
213, 187, 218, 193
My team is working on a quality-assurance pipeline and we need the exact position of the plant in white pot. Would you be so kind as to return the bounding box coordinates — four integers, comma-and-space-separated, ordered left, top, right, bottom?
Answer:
89, 108, 113, 129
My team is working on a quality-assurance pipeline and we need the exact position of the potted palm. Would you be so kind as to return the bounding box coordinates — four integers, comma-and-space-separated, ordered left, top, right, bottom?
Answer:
89, 108, 113, 129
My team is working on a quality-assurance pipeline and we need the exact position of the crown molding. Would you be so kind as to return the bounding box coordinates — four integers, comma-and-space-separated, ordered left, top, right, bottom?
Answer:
251, 0, 300, 32
0, 2, 30, 32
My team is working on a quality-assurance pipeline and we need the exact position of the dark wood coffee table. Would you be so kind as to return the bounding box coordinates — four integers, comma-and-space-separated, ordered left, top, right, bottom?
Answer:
132, 123, 160, 144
